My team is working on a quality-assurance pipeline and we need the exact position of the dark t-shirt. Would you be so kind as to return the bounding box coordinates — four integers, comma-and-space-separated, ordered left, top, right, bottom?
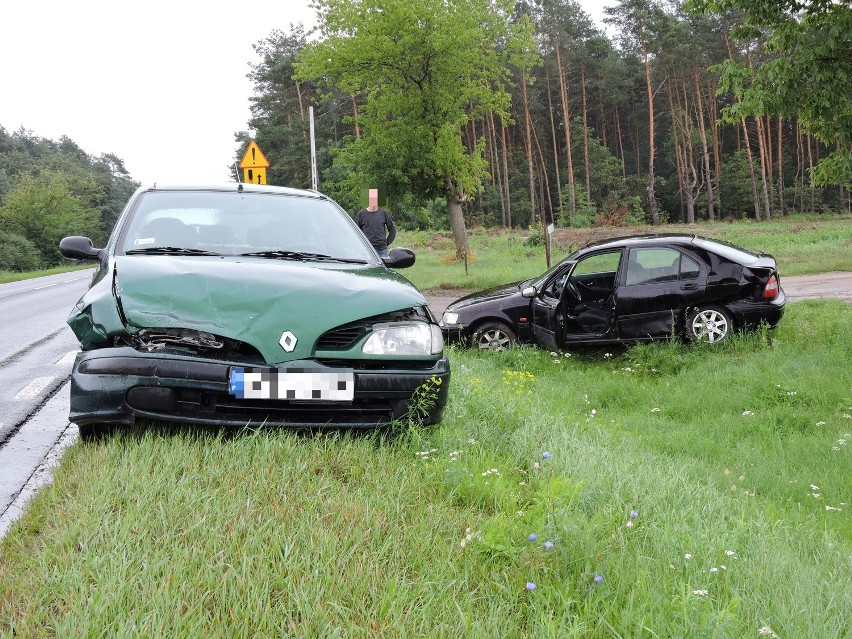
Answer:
355, 207, 396, 251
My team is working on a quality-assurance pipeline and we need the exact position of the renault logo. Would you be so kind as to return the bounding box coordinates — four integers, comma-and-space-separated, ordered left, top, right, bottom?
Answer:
279, 330, 298, 352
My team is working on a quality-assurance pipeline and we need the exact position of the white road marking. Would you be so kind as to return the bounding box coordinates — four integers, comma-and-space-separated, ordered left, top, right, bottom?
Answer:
55, 351, 79, 367
32, 283, 61, 290
13, 376, 56, 400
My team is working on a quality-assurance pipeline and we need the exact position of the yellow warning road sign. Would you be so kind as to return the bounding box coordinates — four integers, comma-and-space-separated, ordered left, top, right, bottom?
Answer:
239, 141, 270, 184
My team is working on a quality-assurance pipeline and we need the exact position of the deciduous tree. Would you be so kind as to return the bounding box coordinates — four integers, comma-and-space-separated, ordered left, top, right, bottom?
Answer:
296, 0, 537, 257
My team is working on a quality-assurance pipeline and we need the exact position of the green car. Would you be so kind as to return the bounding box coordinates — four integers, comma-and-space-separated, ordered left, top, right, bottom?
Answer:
60, 184, 450, 440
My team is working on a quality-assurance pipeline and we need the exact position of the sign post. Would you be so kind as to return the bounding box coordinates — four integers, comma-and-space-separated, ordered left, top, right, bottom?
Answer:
239, 141, 270, 184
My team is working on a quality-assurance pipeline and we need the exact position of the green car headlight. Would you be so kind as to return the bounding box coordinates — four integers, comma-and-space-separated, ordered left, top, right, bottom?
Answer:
362, 323, 444, 355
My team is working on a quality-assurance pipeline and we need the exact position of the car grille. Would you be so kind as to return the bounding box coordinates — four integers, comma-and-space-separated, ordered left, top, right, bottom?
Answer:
130, 388, 403, 427
315, 322, 370, 349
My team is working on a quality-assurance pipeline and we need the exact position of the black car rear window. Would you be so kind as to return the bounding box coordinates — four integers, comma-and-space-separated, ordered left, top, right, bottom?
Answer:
692, 238, 758, 265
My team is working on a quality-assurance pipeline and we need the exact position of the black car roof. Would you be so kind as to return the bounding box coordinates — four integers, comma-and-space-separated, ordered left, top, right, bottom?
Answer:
574, 233, 699, 256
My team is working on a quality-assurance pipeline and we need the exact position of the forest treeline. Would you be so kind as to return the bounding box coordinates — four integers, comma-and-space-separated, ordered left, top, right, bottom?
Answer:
0, 128, 138, 271
1, 0, 847, 272
237, 0, 850, 256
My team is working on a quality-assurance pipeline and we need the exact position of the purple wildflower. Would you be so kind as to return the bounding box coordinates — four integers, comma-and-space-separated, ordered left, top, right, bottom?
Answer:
594, 573, 604, 584
528, 533, 537, 542
544, 541, 554, 550
526, 582, 536, 591
542, 451, 552, 459
630, 510, 639, 518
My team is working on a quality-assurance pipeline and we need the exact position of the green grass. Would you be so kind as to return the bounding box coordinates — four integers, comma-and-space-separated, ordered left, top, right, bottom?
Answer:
0, 264, 91, 284
2, 301, 850, 637
398, 215, 852, 291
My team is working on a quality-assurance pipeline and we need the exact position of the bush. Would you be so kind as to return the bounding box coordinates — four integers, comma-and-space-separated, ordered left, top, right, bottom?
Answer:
0, 230, 41, 272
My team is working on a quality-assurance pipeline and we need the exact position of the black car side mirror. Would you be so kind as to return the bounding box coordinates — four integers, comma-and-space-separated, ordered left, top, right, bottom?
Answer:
60, 236, 103, 261
382, 247, 416, 269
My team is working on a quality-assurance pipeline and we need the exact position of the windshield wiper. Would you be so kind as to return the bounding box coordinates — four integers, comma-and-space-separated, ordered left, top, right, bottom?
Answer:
239, 250, 368, 264
125, 246, 221, 256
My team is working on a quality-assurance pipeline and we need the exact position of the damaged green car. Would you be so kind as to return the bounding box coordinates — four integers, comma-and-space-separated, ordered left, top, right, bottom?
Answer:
60, 184, 450, 440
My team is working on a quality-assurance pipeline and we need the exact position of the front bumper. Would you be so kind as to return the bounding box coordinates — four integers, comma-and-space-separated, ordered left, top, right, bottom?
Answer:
70, 347, 450, 429
440, 323, 466, 345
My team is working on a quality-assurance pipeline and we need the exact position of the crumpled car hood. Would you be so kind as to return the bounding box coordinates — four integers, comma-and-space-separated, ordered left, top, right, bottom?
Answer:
112, 256, 425, 363
448, 281, 522, 311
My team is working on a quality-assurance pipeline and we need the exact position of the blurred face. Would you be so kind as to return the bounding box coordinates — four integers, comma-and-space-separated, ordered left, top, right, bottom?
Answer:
368, 188, 379, 211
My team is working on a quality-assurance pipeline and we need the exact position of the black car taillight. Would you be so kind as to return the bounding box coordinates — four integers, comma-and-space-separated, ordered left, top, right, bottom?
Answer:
763, 274, 779, 299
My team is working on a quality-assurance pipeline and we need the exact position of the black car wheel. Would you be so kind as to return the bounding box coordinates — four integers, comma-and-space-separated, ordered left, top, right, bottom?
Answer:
686, 305, 733, 344
471, 321, 516, 352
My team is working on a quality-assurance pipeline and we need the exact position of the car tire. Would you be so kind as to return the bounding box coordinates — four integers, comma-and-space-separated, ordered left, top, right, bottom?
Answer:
686, 305, 734, 344
471, 321, 516, 352
77, 423, 115, 442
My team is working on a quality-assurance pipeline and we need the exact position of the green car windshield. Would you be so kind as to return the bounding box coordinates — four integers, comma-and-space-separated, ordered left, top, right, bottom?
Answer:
118, 190, 376, 262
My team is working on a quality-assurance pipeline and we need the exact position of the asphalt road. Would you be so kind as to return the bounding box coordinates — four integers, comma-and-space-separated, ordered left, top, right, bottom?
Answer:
0, 268, 849, 539
0, 270, 93, 444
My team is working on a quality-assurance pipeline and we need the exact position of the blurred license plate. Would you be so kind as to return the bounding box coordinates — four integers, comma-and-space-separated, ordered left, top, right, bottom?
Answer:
228, 367, 354, 401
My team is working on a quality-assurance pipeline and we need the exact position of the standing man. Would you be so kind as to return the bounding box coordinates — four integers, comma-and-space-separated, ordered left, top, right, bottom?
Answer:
355, 187, 396, 258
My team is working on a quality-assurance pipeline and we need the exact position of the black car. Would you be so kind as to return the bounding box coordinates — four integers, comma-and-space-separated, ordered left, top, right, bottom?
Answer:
440, 234, 785, 351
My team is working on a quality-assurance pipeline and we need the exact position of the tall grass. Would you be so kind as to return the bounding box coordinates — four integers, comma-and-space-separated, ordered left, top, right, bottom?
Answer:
2, 301, 850, 637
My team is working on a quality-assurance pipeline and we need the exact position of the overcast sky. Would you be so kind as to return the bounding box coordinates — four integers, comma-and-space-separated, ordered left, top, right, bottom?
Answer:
0, 0, 613, 186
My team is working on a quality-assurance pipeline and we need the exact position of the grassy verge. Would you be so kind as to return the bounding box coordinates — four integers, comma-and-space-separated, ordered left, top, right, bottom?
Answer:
2, 301, 850, 637
398, 215, 852, 291
0, 264, 91, 284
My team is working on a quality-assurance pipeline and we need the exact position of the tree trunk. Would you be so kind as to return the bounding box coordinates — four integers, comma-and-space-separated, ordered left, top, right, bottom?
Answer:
838, 141, 848, 213
351, 96, 361, 139
742, 116, 762, 220
694, 69, 715, 221
581, 67, 592, 203
546, 63, 563, 222
777, 115, 785, 215
755, 115, 772, 220
521, 67, 537, 226
764, 115, 776, 213
556, 44, 576, 222
532, 118, 554, 268
710, 88, 722, 214
501, 122, 512, 227
796, 120, 805, 213
668, 81, 686, 222
643, 44, 660, 225
445, 178, 469, 259
806, 133, 815, 212
488, 112, 507, 226
615, 106, 626, 179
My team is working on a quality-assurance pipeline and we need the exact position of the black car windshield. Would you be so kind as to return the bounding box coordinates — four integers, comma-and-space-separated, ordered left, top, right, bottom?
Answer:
528, 255, 574, 290
692, 237, 759, 265
118, 190, 376, 262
